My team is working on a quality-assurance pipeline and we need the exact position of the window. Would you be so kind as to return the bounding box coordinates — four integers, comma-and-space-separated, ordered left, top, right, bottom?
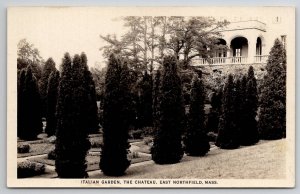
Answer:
234, 48, 241, 57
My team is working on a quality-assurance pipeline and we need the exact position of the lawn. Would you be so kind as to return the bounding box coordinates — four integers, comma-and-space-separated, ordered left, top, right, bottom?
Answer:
89, 139, 286, 179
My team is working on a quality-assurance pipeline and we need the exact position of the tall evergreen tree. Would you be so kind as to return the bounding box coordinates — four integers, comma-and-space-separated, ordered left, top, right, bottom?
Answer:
39, 58, 56, 116
258, 39, 286, 139
100, 54, 131, 176
17, 69, 26, 138
45, 70, 60, 136
216, 74, 239, 149
151, 56, 185, 164
240, 66, 259, 145
183, 75, 210, 156
81, 53, 99, 134
207, 89, 222, 133
152, 69, 161, 131
55, 53, 91, 178
137, 71, 153, 128
18, 65, 42, 140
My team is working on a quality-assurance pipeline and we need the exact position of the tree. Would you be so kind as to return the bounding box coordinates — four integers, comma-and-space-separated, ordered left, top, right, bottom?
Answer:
100, 16, 229, 72
206, 89, 222, 133
151, 56, 185, 164
137, 71, 153, 128
17, 39, 44, 64
39, 58, 56, 117
216, 74, 239, 149
184, 74, 210, 156
17, 39, 44, 80
152, 69, 161, 131
45, 70, 60, 136
55, 53, 91, 178
100, 54, 131, 176
17, 69, 26, 139
240, 66, 259, 145
258, 39, 286, 140
81, 53, 99, 134
18, 65, 42, 140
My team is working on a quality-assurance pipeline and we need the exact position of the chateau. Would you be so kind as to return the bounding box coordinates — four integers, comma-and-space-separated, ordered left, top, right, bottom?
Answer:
193, 17, 287, 67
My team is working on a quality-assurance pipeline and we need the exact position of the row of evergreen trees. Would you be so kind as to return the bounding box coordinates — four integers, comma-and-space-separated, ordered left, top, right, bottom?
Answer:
17, 38, 286, 178
216, 67, 259, 149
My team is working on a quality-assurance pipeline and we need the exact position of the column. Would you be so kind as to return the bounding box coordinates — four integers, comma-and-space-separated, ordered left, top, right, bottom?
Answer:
248, 37, 257, 64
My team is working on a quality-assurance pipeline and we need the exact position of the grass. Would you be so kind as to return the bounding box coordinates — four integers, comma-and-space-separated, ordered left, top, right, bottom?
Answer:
90, 139, 286, 179
29, 151, 151, 173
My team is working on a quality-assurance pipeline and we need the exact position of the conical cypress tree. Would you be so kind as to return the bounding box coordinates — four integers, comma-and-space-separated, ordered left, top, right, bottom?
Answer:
152, 69, 161, 131
100, 54, 131, 176
18, 65, 43, 140
55, 53, 90, 178
216, 74, 239, 149
138, 71, 153, 128
151, 56, 184, 164
17, 69, 26, 138
240, 66, 259, 145
39, 58, 56, 117
45, 70, 60, 136
81, 53, 99, 134
207, 89, 222, 133
258, 39, 286, 140
184, 75, 210, 156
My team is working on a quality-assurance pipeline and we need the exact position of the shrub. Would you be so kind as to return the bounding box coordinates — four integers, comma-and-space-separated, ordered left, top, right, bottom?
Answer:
258, 39, 286, 140
216, 74, 240, 149
184, 75, 210, 156
151, 56, 184, 164
18, 65, 43, 140
17, 161, 45, 178
100, 54, 131, 176
39, 58, 56, 117
17, 143, 30, 153
55, 53, 91, 178
45, 70, 60, 136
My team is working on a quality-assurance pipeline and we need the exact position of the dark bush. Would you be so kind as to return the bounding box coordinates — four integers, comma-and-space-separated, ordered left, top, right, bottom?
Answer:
17, 143, 30, 153
100, 54, 131, 176
258, 39, 286, 140
151, 56, 184, 164
130, 129, 143, 139
184, 75, 210, 156
17, 161, 45, 178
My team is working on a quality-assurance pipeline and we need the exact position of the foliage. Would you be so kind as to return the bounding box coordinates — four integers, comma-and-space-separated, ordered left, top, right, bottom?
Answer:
136, 71, 153, 128
17, 65, 43, 140
17, 161, 45, 178
81, 53, 99, 134
216, 74, 240, 149
39, 58, 56, 116
55, 53, 91, 178
152, 69, 161, 131
258, 39, 286, 140
100, 54, 131, 176
239, 67, 259, 145
206, 89, 222, 133
45, 70, 60, 136
183, 75, 210, 156
17, 143, 30, 153
100, 16, 229, 72
48, 149, 57, 160
151, 56, 185, 164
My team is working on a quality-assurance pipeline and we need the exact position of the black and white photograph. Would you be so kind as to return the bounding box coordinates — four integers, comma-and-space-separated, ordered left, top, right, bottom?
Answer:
7, 6, 295, 188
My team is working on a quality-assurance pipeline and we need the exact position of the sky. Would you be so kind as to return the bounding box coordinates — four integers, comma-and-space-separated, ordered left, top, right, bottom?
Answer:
10, 7, 125, 69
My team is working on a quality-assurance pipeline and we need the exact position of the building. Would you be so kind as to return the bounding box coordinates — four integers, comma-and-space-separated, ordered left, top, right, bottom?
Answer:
193, 17, 287, 66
